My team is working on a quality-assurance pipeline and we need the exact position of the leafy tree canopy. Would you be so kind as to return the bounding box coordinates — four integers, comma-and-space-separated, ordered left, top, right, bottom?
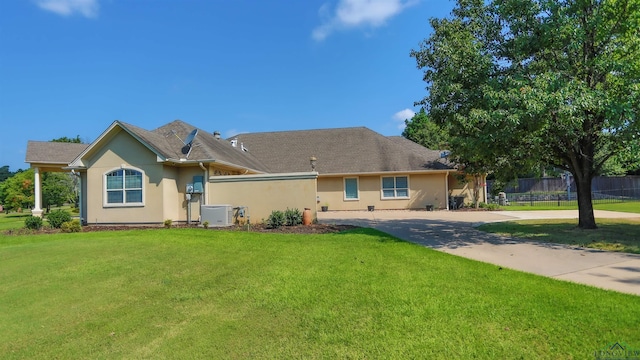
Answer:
0, 169, 34, 211
51, 135, 82, 143
411, 0, 640, 229
402, 108, 450, 150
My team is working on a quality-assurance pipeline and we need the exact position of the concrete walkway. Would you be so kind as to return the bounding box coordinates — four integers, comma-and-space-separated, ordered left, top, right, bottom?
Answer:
317, 209, 640, 296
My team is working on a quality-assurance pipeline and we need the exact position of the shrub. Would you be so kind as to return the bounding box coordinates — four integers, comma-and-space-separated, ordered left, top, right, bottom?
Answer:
24, 216, 43, 230
266, 210, 286, 229
202, 221, 210, 229
478, 202, 500, 211
46, 210, 72, 229
60, 219, 82, 233
284, 208, 303, 226
164, 219, 173, 229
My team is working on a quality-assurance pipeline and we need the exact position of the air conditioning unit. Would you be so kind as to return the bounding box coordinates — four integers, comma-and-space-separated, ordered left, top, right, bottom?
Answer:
200, 205, 233, 227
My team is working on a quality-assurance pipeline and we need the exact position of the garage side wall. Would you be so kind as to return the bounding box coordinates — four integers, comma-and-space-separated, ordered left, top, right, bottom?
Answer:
317, 173, 448, 211
209, 173, 318, 223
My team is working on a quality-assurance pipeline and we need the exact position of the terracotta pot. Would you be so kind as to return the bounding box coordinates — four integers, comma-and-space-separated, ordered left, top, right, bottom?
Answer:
302, 208, 312, 225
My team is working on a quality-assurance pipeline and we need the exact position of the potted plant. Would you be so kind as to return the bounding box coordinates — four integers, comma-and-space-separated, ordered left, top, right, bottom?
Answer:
321, 203, 329, 212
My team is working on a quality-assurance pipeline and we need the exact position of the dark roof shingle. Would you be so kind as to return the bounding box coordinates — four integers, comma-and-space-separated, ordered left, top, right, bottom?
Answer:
232, 127, 455, 174
25, 141, 89, 164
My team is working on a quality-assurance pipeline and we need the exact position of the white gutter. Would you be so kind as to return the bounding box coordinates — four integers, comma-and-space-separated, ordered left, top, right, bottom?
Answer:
211, 172, 318, 183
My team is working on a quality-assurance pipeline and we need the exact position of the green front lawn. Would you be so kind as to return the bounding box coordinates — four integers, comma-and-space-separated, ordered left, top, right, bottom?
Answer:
0, 212, 31, 231
1, 229, 638, 359
498, 201, 640, 213
478, 218, 640, 254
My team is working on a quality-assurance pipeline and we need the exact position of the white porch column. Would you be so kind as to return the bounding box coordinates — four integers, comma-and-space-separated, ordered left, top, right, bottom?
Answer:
32, 167, 43, 217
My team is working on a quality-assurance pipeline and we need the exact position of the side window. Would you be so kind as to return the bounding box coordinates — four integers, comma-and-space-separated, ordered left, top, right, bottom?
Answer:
381, 176, 409, 199
104, 168, 144, 206
344, 177, 359, 200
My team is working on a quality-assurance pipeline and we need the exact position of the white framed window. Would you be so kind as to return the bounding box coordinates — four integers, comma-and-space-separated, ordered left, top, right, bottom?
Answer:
344, 177, 359, 200
104, 167, 144, 207
381, 176, 409, 199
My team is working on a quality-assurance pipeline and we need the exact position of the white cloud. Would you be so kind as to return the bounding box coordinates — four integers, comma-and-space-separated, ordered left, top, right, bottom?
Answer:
35, 0, 99, 18
392, 108, 415, 130
312, 0, 416, 41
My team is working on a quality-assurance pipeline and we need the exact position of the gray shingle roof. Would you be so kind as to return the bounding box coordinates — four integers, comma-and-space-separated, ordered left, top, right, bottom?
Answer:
121, 120, 269, 172
232, 127, 456, 174
25, 141, 89, 164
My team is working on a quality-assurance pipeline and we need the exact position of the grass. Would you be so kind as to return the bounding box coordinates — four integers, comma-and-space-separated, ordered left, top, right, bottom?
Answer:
478, 218, 640, 254
1, 228, 639, 359
498, 200, 640, 213
0, 206, 76, 231
0, 212, 31, 230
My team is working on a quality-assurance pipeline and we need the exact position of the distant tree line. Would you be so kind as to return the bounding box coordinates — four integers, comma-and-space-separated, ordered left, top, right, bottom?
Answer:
0, 136, 83, 212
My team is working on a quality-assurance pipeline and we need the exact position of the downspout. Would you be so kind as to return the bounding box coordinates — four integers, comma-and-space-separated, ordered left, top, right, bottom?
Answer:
199, 162, 207, 205
445, 171, 450, 211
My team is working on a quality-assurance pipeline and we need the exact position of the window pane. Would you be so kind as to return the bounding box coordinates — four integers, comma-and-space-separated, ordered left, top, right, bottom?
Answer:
397, 189, 409, 197
126, 190, 142, 203
106, 171, 123, 190
125, 170, 142, 189
382, 177, 394, 189
396, 176, 408, 189
107, 191, 123, 204
383, 189, 395, 198
345, 178, 358, 199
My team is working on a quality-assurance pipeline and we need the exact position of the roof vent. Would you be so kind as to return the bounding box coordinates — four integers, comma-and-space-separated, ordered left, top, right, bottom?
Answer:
213, 131, 221, 140
230, 138, 238, 147
440, 150, 451, 158
241, 143, 248, 152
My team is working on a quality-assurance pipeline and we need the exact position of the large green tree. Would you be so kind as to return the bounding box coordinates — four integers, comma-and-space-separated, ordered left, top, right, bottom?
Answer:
0, 169, 34, 211
411, 0, 640, 229
402, 108, 450, 150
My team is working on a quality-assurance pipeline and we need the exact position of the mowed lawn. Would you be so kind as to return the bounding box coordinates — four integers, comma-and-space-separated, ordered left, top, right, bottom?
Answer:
1, 229, 638, 359
482, 202, 640, 253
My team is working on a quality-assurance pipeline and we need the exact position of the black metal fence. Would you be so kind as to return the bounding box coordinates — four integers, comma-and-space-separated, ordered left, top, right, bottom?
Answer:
487, 176, 640, 206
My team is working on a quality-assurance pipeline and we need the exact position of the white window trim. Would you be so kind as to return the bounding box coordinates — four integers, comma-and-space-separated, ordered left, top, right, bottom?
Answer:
380, 175, 410, 200
343, 177, 360, 201
103, 166, 145, 207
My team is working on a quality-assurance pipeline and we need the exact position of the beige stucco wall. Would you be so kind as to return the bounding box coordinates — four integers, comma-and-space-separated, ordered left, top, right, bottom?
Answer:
448, 174, 487, 206
209, 174, 318, 223
317, 173, 449, 211
84, 129, 166, 224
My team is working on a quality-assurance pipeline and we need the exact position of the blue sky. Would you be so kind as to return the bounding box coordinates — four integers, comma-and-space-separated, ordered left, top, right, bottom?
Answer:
0, 0, 453, 171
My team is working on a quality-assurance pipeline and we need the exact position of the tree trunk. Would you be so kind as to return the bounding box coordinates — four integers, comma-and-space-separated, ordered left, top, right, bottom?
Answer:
575, 175, 597, 229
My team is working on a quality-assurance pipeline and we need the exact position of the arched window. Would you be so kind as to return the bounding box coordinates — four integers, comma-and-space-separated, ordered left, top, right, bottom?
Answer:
104, 168, 144, 206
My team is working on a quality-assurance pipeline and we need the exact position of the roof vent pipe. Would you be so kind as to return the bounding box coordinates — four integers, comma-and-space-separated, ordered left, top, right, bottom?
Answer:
213, 131, 221, 140
230, 139, 238, 147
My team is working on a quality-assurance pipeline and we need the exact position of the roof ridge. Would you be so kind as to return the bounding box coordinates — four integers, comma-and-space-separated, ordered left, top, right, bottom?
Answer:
229, 126, 370, 138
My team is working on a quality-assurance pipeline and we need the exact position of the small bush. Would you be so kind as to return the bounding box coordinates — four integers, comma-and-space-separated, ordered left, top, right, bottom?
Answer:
202, 221, 210, 229
24, 216, 43, 230
284, 208, 303, 226
479, 202, 500, 211
266, 210, 286, 229
47, 210, 72, 229
60, 219, 82, 233
164, 219, 173, 229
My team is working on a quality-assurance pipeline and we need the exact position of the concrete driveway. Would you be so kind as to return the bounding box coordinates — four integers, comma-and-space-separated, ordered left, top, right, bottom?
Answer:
317, 209, 640, 296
